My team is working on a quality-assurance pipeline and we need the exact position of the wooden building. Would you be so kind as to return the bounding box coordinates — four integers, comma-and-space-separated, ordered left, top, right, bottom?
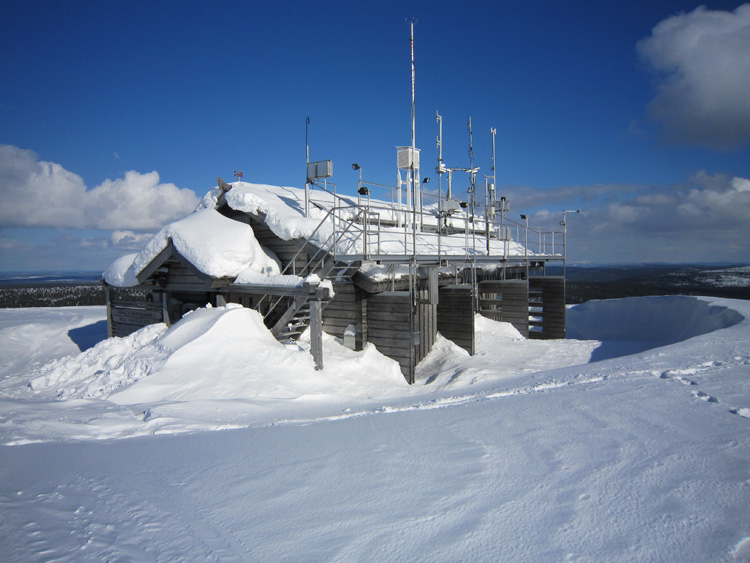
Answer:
105, 181, 567, 383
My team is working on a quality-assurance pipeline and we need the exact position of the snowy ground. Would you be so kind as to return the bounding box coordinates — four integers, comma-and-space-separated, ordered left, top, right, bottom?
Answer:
1, 296, 749, 561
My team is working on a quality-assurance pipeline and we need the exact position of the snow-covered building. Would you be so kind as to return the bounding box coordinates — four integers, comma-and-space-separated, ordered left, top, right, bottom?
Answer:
104, 180, 567, 382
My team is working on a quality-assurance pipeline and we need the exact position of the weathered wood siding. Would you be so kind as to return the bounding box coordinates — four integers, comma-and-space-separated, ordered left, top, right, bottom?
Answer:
163, 258, 213, 292
321, 282, 367, 350
366, 291, 413, 378
478, 280, 530, 337
437, 285, 475, 355
528, 276, 566, 339
414, 282, 438, 369
364, 284, 438, 381
107, 295, 164, 338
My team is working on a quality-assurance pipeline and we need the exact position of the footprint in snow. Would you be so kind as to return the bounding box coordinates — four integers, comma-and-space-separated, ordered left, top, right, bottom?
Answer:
692, 390, 718, 403
658, 371, 696, 385
676, 377, 697, 386
729, 407, 750, 419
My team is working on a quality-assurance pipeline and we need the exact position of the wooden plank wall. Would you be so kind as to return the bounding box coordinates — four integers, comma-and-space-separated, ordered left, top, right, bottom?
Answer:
366, 291, 413, 378
321, 282, 367, 350
478, 280, 530, 337
415, 282, 438, 368
165, 259, 210, 292
437, 285, 475, 355
108, 297, 164, 338
528, 277, 566, 340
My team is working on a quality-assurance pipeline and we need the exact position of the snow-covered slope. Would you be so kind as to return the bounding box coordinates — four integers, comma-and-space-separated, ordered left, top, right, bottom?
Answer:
1, 296, 749, 561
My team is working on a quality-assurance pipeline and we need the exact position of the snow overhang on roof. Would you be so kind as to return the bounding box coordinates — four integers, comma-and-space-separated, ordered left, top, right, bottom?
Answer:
104, 208, 281, 287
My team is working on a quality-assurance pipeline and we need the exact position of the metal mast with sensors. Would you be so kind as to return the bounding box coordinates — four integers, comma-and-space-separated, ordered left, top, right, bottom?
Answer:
406, 16, 419, 385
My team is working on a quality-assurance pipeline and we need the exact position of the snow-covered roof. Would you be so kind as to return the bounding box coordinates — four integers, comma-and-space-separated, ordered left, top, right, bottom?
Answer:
104, 181, 536, 288
104, 208, 281, 287
209, 182, 530, 259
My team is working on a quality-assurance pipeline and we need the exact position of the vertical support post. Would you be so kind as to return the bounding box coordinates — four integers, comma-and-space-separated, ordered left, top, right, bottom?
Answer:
104, 285, 113, 338
161, 291, 170, 326
310, 299, 324, 370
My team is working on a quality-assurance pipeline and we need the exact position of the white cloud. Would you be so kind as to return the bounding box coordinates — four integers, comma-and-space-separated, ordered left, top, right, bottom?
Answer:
79, 237, 109, 250
733, 177, 750, 192
637, 4, 750, 150
111, 230, 154, 250
516, 172, 750, 263
0, 145, 199, 230
0, 238, 22, 250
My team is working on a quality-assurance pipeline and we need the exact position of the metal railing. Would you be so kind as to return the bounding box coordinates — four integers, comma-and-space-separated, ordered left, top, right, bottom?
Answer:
306, 180, 565, 263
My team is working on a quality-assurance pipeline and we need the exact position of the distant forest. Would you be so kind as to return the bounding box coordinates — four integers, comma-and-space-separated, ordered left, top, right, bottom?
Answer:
556, 264, 750, 303
0, 265, 748, 308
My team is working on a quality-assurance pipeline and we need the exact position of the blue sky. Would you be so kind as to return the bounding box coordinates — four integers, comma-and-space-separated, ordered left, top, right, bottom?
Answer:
1, 0, 749, 270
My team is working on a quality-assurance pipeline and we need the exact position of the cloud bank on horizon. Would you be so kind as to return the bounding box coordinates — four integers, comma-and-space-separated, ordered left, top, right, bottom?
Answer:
515, 172, 750, 263
638, 4, 750, 150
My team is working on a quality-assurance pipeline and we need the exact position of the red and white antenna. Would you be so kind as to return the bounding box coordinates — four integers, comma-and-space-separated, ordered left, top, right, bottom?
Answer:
234, 170, 244, 184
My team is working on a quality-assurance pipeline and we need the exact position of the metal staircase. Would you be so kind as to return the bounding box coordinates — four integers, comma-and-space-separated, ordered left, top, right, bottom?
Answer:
268, 258, 360, 342
257, 207, 366, 342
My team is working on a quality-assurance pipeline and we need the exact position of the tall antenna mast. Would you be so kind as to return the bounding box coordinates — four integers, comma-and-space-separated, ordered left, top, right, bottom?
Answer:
410, 19, 416, 157
408, 17, 419, 224
491, 126, 497, 203
468, 116, 474, 173
436, 110, 443, 208
305, 116, 310, 217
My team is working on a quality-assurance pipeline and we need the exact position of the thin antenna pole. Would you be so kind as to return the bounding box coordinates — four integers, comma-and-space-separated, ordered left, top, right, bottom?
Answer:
491, 127, 497, 202
406, 17, 418, 385
436, 111, 443, 256
468, 116, 478, 312
409, 18, 419, 231
436, 111, 443, 197
468, 116, 474, 173
305, 116, 310, 217
410, 21, 416, 160
487, 127, 497, 253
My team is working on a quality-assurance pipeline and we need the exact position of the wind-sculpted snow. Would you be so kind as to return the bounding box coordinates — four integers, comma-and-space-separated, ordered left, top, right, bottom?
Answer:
567, 295, 744, 342
1, 296, 749, 561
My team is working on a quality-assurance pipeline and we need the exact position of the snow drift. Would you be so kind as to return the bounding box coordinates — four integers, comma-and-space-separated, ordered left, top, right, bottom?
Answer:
567, 295, 744, 342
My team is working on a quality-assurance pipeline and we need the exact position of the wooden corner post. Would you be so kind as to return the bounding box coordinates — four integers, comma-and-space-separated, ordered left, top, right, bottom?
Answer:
310, 299, 324, 370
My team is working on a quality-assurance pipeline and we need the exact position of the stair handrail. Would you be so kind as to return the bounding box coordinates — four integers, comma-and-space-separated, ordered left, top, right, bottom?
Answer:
256, 206, 366, 322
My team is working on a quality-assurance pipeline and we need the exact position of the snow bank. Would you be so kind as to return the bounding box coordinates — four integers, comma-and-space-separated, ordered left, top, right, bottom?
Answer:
28, 323, 169, 399
25, 304, 404, 405
567, 295, 744, 343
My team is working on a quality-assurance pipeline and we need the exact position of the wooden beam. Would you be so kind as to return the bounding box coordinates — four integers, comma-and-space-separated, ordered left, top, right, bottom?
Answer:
310, 300, 324, 370
136, 244, 174, 284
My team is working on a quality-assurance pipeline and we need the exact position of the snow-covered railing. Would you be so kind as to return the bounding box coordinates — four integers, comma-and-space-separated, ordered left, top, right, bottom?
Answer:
306, 180, 564, 263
